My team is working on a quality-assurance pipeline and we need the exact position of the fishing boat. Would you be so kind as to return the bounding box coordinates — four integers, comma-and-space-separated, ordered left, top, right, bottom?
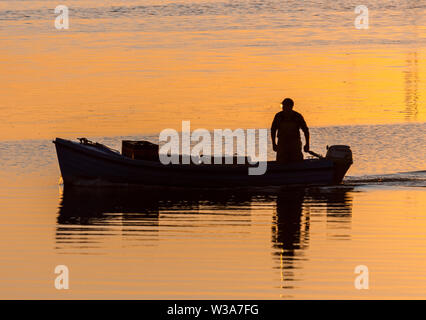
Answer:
53, 137, 352, 187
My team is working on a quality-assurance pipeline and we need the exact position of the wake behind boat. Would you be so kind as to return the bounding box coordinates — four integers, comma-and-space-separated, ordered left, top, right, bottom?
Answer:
53, 138, 352, 187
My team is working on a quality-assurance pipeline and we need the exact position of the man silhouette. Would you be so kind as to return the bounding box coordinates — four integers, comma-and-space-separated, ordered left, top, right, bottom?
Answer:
271, 98, 310, 164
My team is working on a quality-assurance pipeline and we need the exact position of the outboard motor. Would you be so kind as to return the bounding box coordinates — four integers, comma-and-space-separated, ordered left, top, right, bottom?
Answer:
325, 145, 353, 184
325, 145, 353, 163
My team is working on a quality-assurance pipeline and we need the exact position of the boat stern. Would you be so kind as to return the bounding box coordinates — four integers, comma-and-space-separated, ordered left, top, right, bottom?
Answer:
325, 145, 353, 184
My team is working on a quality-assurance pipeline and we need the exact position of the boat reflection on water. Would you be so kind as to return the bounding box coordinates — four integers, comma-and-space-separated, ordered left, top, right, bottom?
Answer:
56, 185, 353, 287
57, 187, 257, 225
272, 187, 354, 289
57, 187, 161, 226
56, 187, 258, 252
56, 187, 162, 251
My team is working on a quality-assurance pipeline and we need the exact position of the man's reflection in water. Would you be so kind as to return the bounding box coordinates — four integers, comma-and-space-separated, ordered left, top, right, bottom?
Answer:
272, 188, 308, 289
272, 187, 353, 289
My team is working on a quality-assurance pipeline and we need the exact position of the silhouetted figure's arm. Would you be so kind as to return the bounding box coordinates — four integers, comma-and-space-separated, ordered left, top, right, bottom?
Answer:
300, 116, 310, 152
271, 114, 279, 152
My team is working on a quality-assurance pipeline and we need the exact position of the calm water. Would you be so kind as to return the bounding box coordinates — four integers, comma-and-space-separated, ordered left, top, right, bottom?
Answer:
0, 124, 425, 299
0, 0, 425, 140
0, 0, 426, 299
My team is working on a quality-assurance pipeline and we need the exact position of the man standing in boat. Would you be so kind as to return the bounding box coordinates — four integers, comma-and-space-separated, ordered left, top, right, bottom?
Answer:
271, 98, 310, 164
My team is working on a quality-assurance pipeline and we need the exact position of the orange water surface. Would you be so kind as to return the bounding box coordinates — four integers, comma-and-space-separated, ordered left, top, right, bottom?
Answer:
0, 0, 425, 299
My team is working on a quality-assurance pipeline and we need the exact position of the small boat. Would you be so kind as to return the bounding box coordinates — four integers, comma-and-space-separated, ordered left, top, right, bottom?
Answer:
53, 138, 352, 187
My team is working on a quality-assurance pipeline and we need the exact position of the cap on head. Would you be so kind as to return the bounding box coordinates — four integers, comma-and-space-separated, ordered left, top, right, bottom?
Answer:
281, 98, 294, 110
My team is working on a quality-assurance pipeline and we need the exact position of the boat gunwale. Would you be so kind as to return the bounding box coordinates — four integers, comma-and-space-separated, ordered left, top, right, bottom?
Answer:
53, 137, 335, 174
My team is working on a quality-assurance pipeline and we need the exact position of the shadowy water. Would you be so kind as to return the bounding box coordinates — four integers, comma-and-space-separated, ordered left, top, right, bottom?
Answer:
53, 186, 358, 297
56, 187, 353, 252
56, 187, 262, 252
0, 150, 425, 298
272, 187, 353, 289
